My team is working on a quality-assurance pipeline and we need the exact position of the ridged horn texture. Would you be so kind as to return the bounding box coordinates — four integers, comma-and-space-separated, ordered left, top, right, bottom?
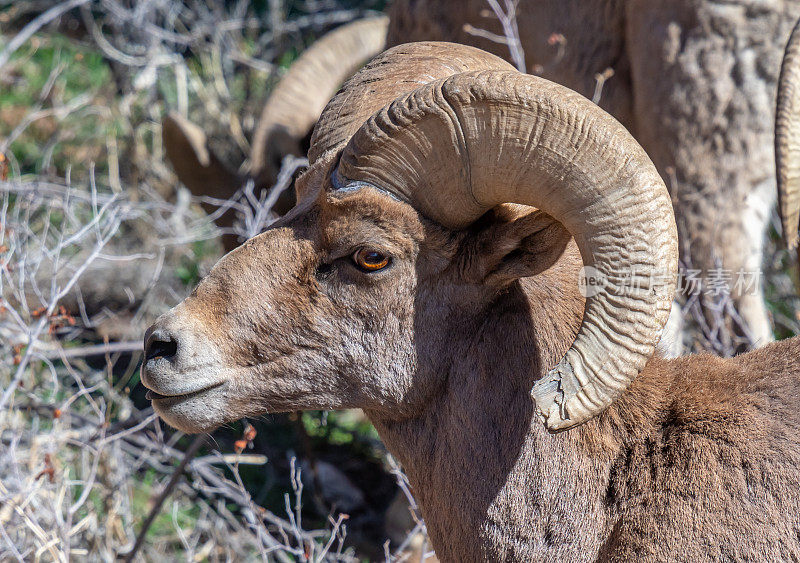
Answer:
329, 44, 678, 431
776, 17, 800, 250
250, 16, 389, 181
309, 42, 514, 172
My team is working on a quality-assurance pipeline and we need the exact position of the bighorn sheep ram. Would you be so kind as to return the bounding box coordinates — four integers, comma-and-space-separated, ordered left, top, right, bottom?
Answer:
144, 42, 800, 561
164, 0, 800, 353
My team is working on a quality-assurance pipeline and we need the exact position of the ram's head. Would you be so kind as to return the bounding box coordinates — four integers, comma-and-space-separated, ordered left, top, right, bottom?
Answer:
142, 42, 678, 434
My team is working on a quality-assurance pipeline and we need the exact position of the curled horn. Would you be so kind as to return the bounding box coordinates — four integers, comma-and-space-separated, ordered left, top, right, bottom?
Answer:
776, 16, 800, 249
305, 42, 516, 197
328, 44, 678, 431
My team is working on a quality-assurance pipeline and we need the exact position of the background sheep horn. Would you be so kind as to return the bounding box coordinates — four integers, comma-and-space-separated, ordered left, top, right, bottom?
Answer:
336, 64, 678, 431
249, 15, 389, 186
776, 16, 800, 250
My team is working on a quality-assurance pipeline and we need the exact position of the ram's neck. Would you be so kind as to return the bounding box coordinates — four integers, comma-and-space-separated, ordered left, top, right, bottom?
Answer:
370, 269, 633, 560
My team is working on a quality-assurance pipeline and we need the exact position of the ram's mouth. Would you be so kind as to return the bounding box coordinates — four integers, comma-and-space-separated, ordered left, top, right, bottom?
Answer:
145, 382, 224, 403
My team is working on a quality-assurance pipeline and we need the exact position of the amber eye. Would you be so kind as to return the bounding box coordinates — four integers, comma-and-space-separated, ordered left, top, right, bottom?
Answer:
352, 248, 390, 272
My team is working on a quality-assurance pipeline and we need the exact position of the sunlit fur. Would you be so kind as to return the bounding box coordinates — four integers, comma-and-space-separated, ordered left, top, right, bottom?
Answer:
143, 159, 800, 560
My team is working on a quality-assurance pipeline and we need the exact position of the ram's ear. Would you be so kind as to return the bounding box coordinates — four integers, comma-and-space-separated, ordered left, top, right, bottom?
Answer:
461, 204, 571, 286
162, 112, 242, 200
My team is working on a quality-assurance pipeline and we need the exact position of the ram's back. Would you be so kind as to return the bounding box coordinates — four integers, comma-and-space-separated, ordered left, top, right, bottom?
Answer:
602, 337, 800, 561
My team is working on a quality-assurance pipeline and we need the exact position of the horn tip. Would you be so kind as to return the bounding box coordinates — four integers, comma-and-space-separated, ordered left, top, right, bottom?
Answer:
532, 398, 583, 433
531, 375, 582, 433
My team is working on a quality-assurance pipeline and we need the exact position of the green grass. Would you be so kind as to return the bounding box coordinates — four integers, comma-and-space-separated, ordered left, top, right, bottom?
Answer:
0, 34, 115, 176
0, 35, 110, 106
129, 469, 203, 542
302, 410, 379, 446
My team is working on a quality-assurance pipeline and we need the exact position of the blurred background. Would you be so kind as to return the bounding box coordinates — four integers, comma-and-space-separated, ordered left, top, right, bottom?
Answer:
1, 1, 799, 561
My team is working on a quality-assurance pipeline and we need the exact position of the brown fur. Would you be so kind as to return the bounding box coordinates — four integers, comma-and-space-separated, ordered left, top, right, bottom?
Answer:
143, 158, 800, 560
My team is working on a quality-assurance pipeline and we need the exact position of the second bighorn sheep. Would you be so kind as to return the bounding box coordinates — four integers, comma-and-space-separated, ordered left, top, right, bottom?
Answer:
144, 43, 800, 561
164, 1, 800, 354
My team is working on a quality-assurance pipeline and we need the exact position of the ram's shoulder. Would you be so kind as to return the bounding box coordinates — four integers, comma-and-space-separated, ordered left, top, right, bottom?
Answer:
640, 339, 800, 502
662, 338, 800, 433
602, 344, 800, 560
609, 341, 800, 506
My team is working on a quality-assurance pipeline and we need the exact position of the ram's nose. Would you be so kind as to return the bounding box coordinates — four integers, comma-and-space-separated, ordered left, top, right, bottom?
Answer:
144, 326, 179, 362
141, 319, 189, 395
140, 308, 228, 402
139, 313, 230, 433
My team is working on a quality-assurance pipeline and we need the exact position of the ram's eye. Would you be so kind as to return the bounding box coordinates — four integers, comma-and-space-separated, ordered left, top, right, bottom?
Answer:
352, 248, 390, 272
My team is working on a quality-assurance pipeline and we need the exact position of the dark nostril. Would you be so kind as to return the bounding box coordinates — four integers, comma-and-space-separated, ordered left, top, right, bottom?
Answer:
145, 330, 179, 361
